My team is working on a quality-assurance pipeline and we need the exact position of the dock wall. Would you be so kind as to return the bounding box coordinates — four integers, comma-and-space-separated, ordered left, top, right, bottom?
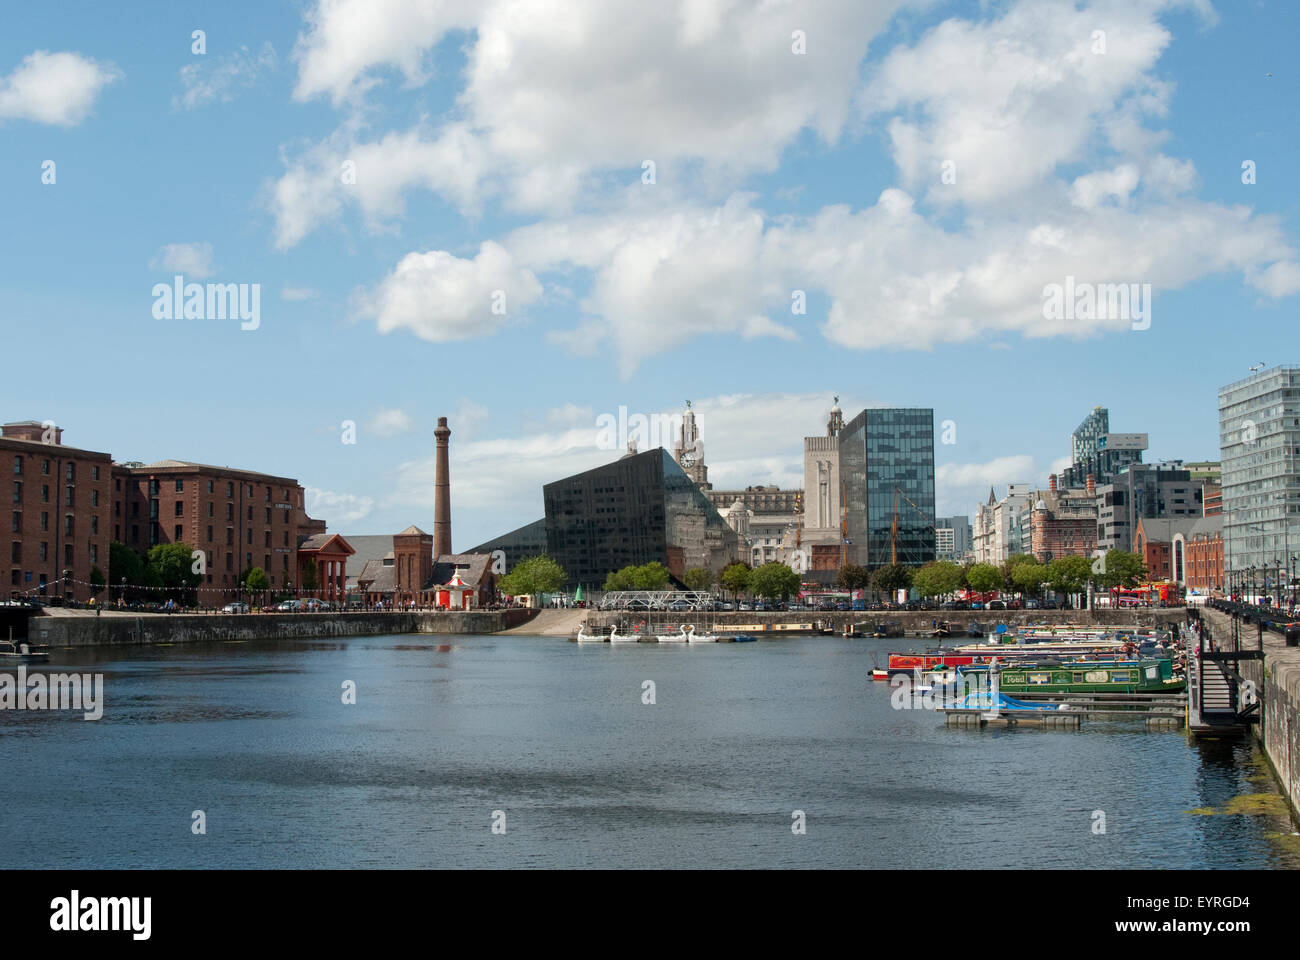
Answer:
1203, 607, 1300, 817
29, 608, 537, 648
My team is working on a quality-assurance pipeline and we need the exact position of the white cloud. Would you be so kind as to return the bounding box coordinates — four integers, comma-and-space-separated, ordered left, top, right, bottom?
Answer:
174, 42, 276, 110
355, 241, 542, 342
149, 242, 216, 279
306, 487, 376, 526
0, 50, 120, 126
269, 123, 487, 249
367, 408, 415, 437
281, 286, 320, 301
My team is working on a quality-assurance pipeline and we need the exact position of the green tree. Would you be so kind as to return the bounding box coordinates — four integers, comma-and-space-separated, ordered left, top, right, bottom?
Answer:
145, 542, 202, 601
89, 565, 106, 597
301, 557, 320, 593
1047, 555, 1094, 601
245, 567, 270, 591
871, 563, 913, 596
109, 541, 144, 600
1097, 549, 1147, 589
1003, 553, 1037, 590
721, 561, 752, 598
630, 562, 671, 590
913, 560, 964, 598
836, 564, 871, 591
749, 562, 801, 600
683, 567, 713, 591
603, 566, 634, 591
966, 562, 1002, 594
1011, 559, 1049, 597
499, 555, 567, 604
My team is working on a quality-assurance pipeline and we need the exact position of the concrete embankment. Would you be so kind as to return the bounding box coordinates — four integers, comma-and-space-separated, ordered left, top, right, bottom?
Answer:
29, 608, 537, 648
1202, 607, 1300, 818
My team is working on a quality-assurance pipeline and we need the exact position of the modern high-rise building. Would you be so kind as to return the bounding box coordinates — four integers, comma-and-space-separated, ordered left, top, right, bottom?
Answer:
934, 515, 972, 562
1218, 365, 1300, 595
1061, 406, 1147, 488
1095, 463, 1201, 553
839, 408, 935, 569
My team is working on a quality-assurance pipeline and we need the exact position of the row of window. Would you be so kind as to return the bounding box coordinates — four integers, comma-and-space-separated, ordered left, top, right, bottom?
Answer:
10, 542, 92, 564
12, 512, 97, 537
11, 482, 101, 508
11, 457, 99, 482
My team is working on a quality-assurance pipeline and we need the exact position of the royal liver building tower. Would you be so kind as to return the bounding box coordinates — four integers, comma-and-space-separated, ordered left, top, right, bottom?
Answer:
673, 401, 710, 489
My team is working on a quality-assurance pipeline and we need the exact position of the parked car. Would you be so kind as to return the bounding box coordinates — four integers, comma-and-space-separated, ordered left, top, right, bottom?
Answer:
987, 600, 1007, 610
221, 601, 250, 614
275, 599, 304, 612
305, 598, 333, 611
835, 601, 850, 611
969, 601, 984, 610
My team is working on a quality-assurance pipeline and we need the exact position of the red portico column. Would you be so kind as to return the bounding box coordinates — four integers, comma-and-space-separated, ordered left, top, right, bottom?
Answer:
434, 417, 452, 559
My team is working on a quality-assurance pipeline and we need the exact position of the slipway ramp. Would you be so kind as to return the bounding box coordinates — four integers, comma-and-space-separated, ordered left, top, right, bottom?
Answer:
498, 608, 585, 636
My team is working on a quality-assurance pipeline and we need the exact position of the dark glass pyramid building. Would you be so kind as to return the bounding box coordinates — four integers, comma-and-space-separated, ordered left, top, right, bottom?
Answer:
542, 448, 740, 589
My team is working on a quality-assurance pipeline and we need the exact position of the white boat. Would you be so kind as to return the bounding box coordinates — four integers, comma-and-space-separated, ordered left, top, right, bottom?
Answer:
656, 625, 689, 642
576, 624, 607, 642
610, 625, 639, 643
686, 624, 717, 643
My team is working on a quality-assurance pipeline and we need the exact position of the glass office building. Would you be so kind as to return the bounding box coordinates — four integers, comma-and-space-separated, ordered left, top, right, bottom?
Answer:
542, 448, 739, 588
1219, 365, 1300, 597
839, 408, 936, 569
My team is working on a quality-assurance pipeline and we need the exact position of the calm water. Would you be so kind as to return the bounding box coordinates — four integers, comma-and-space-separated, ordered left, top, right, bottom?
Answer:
1, 634, 1296, 869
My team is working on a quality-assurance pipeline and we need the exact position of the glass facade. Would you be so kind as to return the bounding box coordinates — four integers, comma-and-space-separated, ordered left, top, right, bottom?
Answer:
839, 408, 936, 569
542, 449, 738, 588
1219, 366, 1300, 595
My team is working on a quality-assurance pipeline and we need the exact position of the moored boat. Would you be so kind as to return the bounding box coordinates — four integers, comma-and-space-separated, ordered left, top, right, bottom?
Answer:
685, 624, 717, 642
957, 657, 1185, 694
0, 640, 49, 664
656, 625, 689, 642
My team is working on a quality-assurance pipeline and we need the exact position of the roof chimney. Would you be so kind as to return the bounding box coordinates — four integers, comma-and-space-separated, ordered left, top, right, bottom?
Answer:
433, 417, 452, 558
1086, 474, 1096, 497
1049, 474, 1057, 493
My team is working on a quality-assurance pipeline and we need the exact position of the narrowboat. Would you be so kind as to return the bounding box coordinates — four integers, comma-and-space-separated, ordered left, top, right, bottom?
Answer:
958, 658, 1185, 694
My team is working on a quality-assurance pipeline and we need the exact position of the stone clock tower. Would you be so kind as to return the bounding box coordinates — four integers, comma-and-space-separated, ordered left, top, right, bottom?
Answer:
673, 401, 710, 490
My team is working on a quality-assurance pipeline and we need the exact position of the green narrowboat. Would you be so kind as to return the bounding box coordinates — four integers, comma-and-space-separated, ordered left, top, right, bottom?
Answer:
959, 658, 1185, 694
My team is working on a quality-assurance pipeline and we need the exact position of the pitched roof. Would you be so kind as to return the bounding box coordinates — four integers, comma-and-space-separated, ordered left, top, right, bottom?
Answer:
298, 533, 355, 554
397, 525, 430, 536
355, 559, 395, 594
427, 553, 493, 590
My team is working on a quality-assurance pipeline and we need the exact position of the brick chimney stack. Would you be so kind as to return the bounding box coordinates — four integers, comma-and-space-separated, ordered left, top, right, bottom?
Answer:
1049, 474, 1057, 493
434, 417, 452, 558
1086, 474, 1096, 497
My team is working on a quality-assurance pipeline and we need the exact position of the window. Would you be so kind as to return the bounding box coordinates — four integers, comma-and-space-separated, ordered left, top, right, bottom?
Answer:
13, 456, 22, 475
91, 490, 99, 507
175, 525, 183, 541
131, 524, 139, 542
10, 511, 18, 533
42, 459, 50, 476
65, 463, 75, 482
40, 512, 47, 531
64, 515, 74, 536
265, 508, 271, 524
149, 499, 158, 519
247, 529, 253, 545
114, 525, 119, 540
226, 504, 233, 521
175, 479, 184, 492
131, 502, 139, 517
10, 542, 20, 563
174, 501, 184, 517
247, 506, 253, 521
148, 479, 159, 496
226, 528, 233, 546
65, 486, 74, 507
40, 485, 48, 503
39, 542, 47, 561
226, 553, 233, 571
91, 516, 98, 535
114, 501, 120, 517
207, 502, 214, 518
264, 531, 271, 547
265, 487, 271, 502
64, 543, 73, 564
207, 525, 213, 542
226, 482, 233, 498
12, 481, 21, 503
90, 544, 98, 564
92, 466, 100, 481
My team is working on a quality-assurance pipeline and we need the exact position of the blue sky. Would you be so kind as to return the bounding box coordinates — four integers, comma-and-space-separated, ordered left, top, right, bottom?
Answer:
2, 0, 1297, 549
